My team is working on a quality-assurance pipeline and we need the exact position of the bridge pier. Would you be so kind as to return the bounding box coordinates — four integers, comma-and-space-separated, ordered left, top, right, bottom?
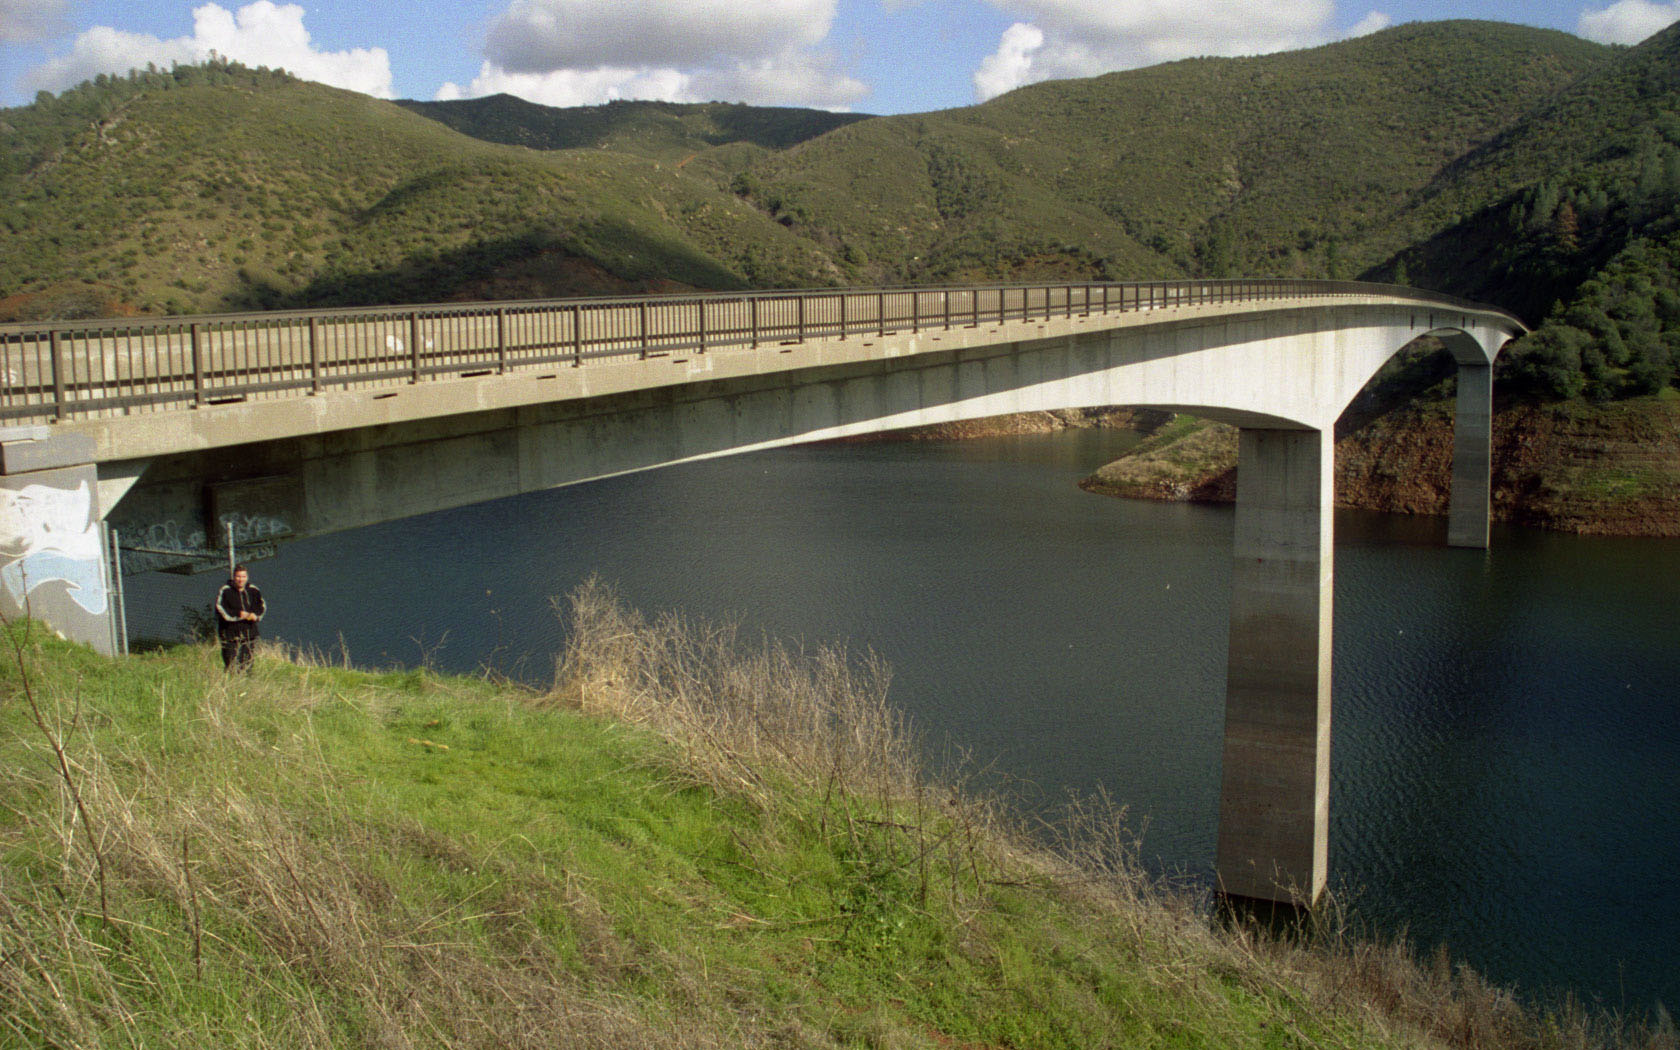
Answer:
0, 427, 118, 654
1448, 362, 1493, 549
1216, 427, 1333, 905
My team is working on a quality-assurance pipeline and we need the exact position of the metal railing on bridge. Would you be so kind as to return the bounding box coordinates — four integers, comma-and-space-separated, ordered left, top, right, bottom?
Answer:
0, 278, 1496, 425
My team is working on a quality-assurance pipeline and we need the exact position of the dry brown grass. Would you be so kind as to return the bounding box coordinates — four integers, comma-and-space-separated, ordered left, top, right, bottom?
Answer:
550, 576, 918, 801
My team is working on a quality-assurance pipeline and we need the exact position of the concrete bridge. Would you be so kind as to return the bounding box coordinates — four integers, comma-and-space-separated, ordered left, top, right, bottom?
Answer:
0, 278, 1523, 905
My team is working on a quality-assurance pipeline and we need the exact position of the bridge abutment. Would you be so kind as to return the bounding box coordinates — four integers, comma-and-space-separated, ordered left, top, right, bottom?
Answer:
0, 428, 118, 654
1448, 362, 1494, 549
1216, 427, 1333, 905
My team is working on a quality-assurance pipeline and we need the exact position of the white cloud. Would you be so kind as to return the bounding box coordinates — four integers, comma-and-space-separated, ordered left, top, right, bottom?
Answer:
1346, 11, 1393, 37
439, 55, 867, 110
0, 0, 69, 43
23, 2, 393, 98
445, 0, 867, 110
695, 53, 867, 109
1577, 0, 1680, 44
437, 64, 693, 108
973, 23, 1044, 100
974, 0, 1396, 100
485, 0, 834, 72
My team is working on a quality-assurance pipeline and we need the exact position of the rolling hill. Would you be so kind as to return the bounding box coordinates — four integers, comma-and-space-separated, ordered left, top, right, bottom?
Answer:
0, 63, 838, 319
722, 21, 1614, 284
0, 20, 1675, 407
396, 94, 871, 161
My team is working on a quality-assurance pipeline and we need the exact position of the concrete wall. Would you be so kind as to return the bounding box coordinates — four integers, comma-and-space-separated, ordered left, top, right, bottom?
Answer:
0, 428, 116, 653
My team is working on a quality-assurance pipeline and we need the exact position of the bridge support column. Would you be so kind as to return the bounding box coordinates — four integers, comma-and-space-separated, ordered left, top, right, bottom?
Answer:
1216, 427, 1332, 905
1447, 363, 1493, 549
0, 428, 117, 654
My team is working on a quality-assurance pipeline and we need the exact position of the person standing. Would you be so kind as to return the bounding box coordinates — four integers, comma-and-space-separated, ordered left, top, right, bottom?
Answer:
215, 564, 265, 673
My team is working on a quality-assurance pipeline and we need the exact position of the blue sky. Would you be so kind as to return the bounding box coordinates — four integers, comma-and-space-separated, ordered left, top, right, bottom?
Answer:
1, 0, 1676, 113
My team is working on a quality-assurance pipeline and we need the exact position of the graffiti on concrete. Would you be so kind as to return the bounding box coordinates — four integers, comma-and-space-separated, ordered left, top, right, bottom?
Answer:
218, 512, 293, 544
0, 477, 108, 615
136, 519, 208, 554
119, 511, 294, 574
127, 512, 292, 558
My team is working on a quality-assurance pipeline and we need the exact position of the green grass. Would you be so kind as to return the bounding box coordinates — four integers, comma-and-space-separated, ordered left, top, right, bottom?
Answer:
0, 588, 1644, 1048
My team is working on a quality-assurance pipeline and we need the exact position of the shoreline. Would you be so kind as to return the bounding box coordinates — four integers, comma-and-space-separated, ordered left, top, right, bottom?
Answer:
881, 398, 1680, 539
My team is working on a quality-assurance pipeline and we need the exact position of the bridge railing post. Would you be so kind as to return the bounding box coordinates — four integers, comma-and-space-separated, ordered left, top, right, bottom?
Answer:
308, 317, 322, 393
48, 330, 67, 421
698, 299, 708, 354
572, 305, 584, 366
190, 324, 205, 408
408, 313, 422, 383
750, 297, 760, 349
496, 308, 509, 373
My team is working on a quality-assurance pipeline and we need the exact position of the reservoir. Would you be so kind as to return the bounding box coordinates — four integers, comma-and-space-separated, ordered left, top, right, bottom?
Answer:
123, 428, 1680, 1015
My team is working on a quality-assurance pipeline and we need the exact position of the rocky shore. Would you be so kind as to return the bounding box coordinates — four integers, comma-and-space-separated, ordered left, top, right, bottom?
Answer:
875, 395, 1680, 538
1077, 396, 1680, 538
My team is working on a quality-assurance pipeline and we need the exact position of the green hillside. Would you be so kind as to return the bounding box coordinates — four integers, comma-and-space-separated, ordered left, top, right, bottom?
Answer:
0, 64, 836, 318
0, 22, 1621, 318
397, 94, 872, 162
1375, 22, 1680, 400
726, 21, 1612, 284
0, 21, 1674, 401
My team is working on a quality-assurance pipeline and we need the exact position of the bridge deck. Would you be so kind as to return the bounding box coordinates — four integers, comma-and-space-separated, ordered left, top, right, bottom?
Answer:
1, 279, 1508, 428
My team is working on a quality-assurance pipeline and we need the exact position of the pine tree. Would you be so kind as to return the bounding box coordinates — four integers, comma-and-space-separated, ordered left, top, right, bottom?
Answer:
1553, 200, 1580, 253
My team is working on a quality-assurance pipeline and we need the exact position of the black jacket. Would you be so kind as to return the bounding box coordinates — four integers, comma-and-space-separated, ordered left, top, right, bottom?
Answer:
215, 580, 265, 635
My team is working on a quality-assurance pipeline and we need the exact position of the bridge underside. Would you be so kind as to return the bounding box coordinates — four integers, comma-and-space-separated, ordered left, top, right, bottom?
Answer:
3, 297, 1517, 905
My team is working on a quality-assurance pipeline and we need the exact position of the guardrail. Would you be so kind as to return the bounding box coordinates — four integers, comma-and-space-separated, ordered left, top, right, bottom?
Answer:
0, 279, 1508, 425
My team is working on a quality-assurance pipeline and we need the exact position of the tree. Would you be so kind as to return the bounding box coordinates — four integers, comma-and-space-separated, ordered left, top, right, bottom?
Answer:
1624, 332, 1670, 394
1553, 200, 1580, 253
1529, 180, 1559, 231
1504, 325, 1587, 399
1196, 222, 1236, 278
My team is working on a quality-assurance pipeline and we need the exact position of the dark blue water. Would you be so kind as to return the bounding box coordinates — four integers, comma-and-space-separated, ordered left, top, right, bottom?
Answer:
123, 431, 1680, 1015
